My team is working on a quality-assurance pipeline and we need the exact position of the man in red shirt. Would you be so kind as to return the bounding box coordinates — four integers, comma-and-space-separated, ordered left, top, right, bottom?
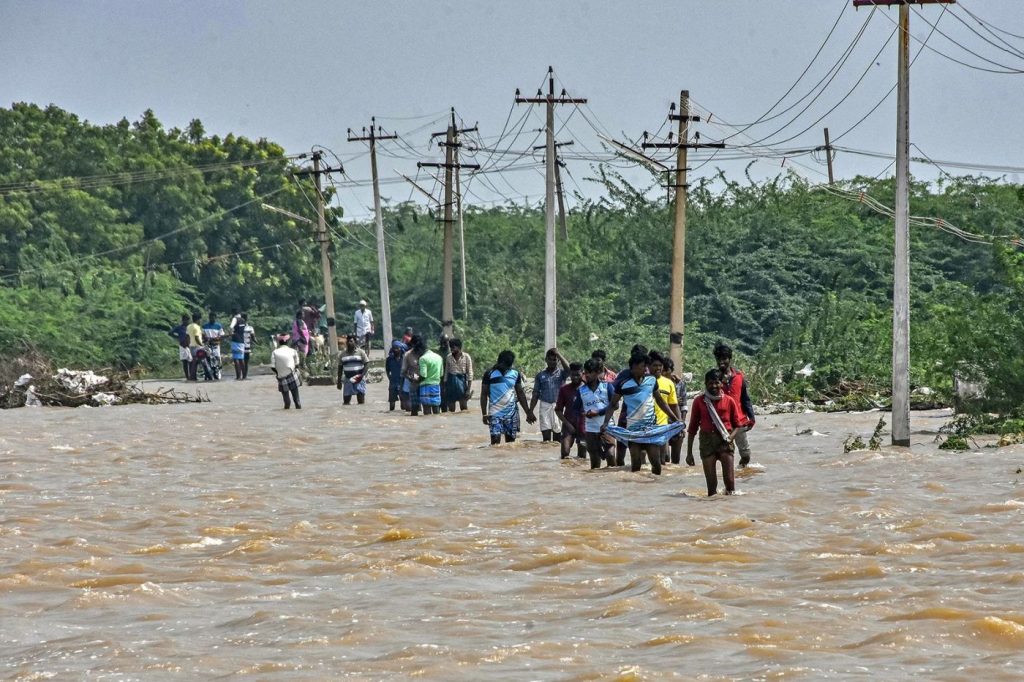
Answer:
686, 369, 744, 496
714, 342, 756, 468
554, 362, 586, 459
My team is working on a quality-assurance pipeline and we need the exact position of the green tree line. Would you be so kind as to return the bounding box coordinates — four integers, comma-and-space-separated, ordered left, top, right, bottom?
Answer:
1, 103, 1021, 411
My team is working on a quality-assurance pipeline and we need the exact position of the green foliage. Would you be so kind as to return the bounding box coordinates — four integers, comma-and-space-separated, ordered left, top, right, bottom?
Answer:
2, 100, 1024, 412
938, 435, 971, 451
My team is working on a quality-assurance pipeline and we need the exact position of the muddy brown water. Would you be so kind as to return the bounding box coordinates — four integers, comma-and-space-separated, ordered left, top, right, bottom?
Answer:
2, 377, 1023, 680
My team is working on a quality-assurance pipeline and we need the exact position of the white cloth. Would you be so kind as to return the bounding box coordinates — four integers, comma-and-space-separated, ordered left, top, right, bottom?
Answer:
354, 308, 374, 337
538, 401, 558, 432
178, 346, 192, 361
271, 346, 299, 378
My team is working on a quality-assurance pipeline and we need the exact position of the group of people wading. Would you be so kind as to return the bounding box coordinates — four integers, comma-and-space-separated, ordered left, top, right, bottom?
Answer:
384, 337, 755, 497
235, 321, 757, 497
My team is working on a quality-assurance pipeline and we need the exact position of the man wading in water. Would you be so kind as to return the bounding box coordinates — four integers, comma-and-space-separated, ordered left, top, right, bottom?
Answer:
337, 335, 369, 405
271, 334, 301, 409
480, 350, 536, 445
714, 342, 756, 467
686, 369, 744, 496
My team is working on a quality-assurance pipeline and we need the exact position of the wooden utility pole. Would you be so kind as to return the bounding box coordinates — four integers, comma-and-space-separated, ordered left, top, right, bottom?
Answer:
854, 0, 954, 446
348, 118, 398, 350
516, 67, 587, 350
823, 127, 835, 185
418, 109, 479, 338
642, 91, 723, 372
293, 152, 344, 360
454, 145, 468, 318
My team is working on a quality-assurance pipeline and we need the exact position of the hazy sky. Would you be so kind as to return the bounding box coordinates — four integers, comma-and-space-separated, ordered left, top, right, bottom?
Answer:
4, 1, 1024, 219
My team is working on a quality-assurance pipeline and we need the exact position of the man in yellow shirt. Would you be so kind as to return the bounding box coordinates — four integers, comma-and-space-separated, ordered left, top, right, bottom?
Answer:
185, 312, 204, 381
648, 352, 682, 465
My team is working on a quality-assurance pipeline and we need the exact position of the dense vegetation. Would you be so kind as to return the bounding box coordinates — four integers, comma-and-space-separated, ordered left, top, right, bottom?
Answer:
1, 103, 1022, 414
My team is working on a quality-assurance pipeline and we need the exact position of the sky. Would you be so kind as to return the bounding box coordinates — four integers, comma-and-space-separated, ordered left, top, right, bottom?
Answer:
4, 0, 1024, 221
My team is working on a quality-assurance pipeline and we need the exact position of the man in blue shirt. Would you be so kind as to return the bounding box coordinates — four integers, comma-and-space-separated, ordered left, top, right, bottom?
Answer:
529, 347, 569, 443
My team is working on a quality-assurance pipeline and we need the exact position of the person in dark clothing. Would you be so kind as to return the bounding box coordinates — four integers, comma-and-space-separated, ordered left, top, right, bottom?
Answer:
386, 340, 408, 411
714, 342, 756, 467
168, 314, 191, 380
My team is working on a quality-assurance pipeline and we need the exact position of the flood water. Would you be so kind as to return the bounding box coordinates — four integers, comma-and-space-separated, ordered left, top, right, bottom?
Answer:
2, 376, 1023, 680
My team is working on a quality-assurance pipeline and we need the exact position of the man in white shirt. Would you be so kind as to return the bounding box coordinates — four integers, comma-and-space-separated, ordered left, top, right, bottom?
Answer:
271, 335, 302, 409
353, 300, 374, 352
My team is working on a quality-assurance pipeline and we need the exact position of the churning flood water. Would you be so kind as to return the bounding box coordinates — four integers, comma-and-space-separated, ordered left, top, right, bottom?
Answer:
2, 376, 1024, 680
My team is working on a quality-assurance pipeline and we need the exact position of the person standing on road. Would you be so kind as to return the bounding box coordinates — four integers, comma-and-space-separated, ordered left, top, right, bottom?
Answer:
185, 312, 204, 381
353, 300, 374, 353
169, 314, 191, 380
242, 314, 256, 379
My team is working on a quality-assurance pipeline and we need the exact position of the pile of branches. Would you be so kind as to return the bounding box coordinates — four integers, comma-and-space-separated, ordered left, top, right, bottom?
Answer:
1, 354, 208, 409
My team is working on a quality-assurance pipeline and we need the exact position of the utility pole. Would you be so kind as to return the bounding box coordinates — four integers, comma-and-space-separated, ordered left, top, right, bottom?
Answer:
823, 127, 835, 185
854, 0, 954, 446
516, 67, 587, 350
642, 91, 724, 372
348, 119, 398, 350
454, 145, 468, 318
293, 152, 344, 361
418, 108, 479, 338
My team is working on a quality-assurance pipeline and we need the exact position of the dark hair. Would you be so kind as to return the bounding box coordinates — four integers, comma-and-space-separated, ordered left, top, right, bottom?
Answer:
583, 358, 601, 374
191, 312, 201, 323
569, 361, 583, 372
591, 349, 607, 362
497, 350, 516, 370
713, 342, 732, 359
705, 368, 723, 384
628, 353, 647, 369
630, 344, 648, 357
663, 357, 675, 371
412, 335, 427, 354
647, 350, 665, 365
450, 338, 463, 350
545, 347, 558, 357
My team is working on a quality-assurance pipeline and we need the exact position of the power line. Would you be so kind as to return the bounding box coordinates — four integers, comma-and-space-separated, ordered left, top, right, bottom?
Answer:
872, 3, 1024, 74
958, 1, 1024, 42
721, 1, 852, 130
0, 186, 288, 280
0, 154, 307, 196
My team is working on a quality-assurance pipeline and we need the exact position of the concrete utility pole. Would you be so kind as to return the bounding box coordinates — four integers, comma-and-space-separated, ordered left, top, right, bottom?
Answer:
418, 109, 479, 338
854, 0, 954, 446
348, 119, 398, 349
516, 67, 587, 350
293, 152, 344, 360
642, 91, 724, 372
